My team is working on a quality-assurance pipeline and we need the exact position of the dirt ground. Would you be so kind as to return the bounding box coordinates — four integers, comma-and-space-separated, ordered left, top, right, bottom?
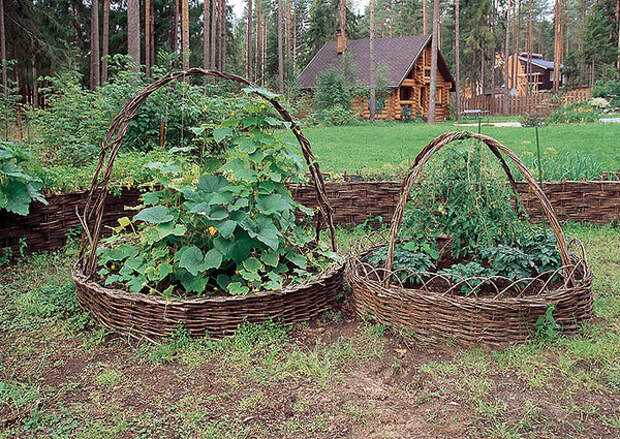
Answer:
1, 224, 619, 438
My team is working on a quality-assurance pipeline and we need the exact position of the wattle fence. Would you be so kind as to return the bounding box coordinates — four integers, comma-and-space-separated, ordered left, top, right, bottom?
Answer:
458, 90, 591, 117
1, 181, 618, 256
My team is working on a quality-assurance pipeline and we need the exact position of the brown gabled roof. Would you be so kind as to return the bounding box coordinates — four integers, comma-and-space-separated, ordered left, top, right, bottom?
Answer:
299, 35, 454, 90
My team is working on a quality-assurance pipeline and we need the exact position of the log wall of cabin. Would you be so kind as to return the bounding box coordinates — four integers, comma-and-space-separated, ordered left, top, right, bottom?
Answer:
352, 46, 452, 121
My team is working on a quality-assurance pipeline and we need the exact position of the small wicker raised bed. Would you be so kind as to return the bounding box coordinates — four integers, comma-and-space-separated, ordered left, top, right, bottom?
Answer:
346, 131, 593, 345
72, 69, 343, 340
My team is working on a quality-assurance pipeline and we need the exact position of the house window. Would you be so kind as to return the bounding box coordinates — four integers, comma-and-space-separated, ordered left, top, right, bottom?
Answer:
400, 87, 413, 101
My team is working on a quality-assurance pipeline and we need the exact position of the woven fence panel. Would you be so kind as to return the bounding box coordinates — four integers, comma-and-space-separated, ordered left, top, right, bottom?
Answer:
1, 181, 618, 255
0, 189, 142, 255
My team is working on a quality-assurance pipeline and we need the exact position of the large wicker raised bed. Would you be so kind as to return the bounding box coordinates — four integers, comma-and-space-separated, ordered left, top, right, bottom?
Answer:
347, 131, 593, 345
72, 69, 343, 340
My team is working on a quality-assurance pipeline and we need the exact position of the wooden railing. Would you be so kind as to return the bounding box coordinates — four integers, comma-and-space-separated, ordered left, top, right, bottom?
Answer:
457, 90, 591, 117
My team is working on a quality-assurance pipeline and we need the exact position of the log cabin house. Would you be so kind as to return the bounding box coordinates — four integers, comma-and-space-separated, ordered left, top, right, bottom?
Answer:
299, 33, 455, 121
506, 52, 565, 96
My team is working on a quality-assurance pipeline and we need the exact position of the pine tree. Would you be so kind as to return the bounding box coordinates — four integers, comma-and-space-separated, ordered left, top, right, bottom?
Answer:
90, 0, 99, 89
278, 0, 284, 92
246, 0, 252, 79
101, 0, 109, 84
504, 0, 511, 115
145, 0, 151, 77
369, 0, 376, 121
0, 0, 5, 97
205, 0, 210, 71
127, 0, 140, 70
455, 0, 461, 119
428, 0, 439, 124
182, 0, 190, 70
211, 0, 216, 68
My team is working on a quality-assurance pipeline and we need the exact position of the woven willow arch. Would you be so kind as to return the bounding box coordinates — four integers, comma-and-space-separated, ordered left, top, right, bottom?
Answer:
77, 68, 337, 277
384, 130, 572, 287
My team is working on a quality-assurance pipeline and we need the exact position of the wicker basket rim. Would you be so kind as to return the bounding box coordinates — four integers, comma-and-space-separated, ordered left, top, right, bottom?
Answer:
348, 239, 592, 304
72, 261, 345, 306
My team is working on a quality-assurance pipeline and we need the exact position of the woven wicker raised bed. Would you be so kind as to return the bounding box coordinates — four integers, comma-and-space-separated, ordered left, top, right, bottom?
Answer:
346, 131, 593, 345
72, 69, 343, 340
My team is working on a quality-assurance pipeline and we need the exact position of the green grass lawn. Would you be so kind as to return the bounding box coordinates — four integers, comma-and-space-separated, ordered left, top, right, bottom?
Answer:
280, 121, 620, 178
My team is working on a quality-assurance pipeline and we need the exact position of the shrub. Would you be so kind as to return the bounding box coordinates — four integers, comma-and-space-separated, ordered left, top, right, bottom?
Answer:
592, 79, 620, 106
32, 56, 253, 166
547, 102, 600, 124
589, 97, 610, 109
312, 104, 356, 126
0, 141, 47, 215
313, 70, 353, 113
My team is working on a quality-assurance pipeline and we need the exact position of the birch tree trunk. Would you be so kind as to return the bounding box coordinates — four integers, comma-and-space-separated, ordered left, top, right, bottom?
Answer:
455, 0, 461, 120
428, 0, 439, 124
369, 0, 376, 121
90, 0, 100, 89
101, 0, 109, 84
503, 0, 511, 115
127, 0, 140, 70
278, 0, 284, 93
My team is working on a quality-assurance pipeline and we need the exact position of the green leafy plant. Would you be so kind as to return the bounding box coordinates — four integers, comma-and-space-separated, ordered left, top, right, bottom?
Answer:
0, 141, 47, 215
438, 262, 491, 294
534, 306, 561, 340
480, 245, 535, 281
365, 243, 436, 285
98, 100, 340, 297
547, 102, 601, 124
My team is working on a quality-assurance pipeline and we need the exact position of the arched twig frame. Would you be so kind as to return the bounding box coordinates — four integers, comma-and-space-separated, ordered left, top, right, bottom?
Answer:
384, 131, 572, 287
78, 68, 337, 277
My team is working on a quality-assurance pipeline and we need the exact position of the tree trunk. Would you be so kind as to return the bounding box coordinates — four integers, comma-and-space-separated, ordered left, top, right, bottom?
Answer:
211, 0, 216, 68
553, 0, 563, 92
172, 0, 179, 54
286, 0, 292, 76
503, 0, 511, 115
150, 1, 155, 69
278, 0, 284, 93
616, 0, 620, 74
218, 0, 223, 69
127, 0, 140, 70
423, 0, 427, 35
428, 0, 439, 124
205, 0, 210, 71
145, 0, 151, 77
369, 0, 376, 121
182, 0, 190, 70
101, 0, 109, 84
247, 0, 252, 79
455, 0, 460, 120
31, 55, 38, 109
222, 0, 227, 70
339, 0, 346, 53
90, 0, 100, 89
0, 0, 6, 98
256, 0, 262, 84
293, 7, 297, 73
262, 16, 267, 86
527, 0, 533, 94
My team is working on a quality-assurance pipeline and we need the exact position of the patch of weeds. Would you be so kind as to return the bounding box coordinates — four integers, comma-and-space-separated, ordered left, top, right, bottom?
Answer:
418, 360, 459, 378
237, 392, 265, 412
363, 318, 390, 339
94, 368, 125, 391
320, 310, 343, 324
283, 336, 358, 386
310, 412, 330, 432
0, 379, 40, 418
344, 401, 363, 422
